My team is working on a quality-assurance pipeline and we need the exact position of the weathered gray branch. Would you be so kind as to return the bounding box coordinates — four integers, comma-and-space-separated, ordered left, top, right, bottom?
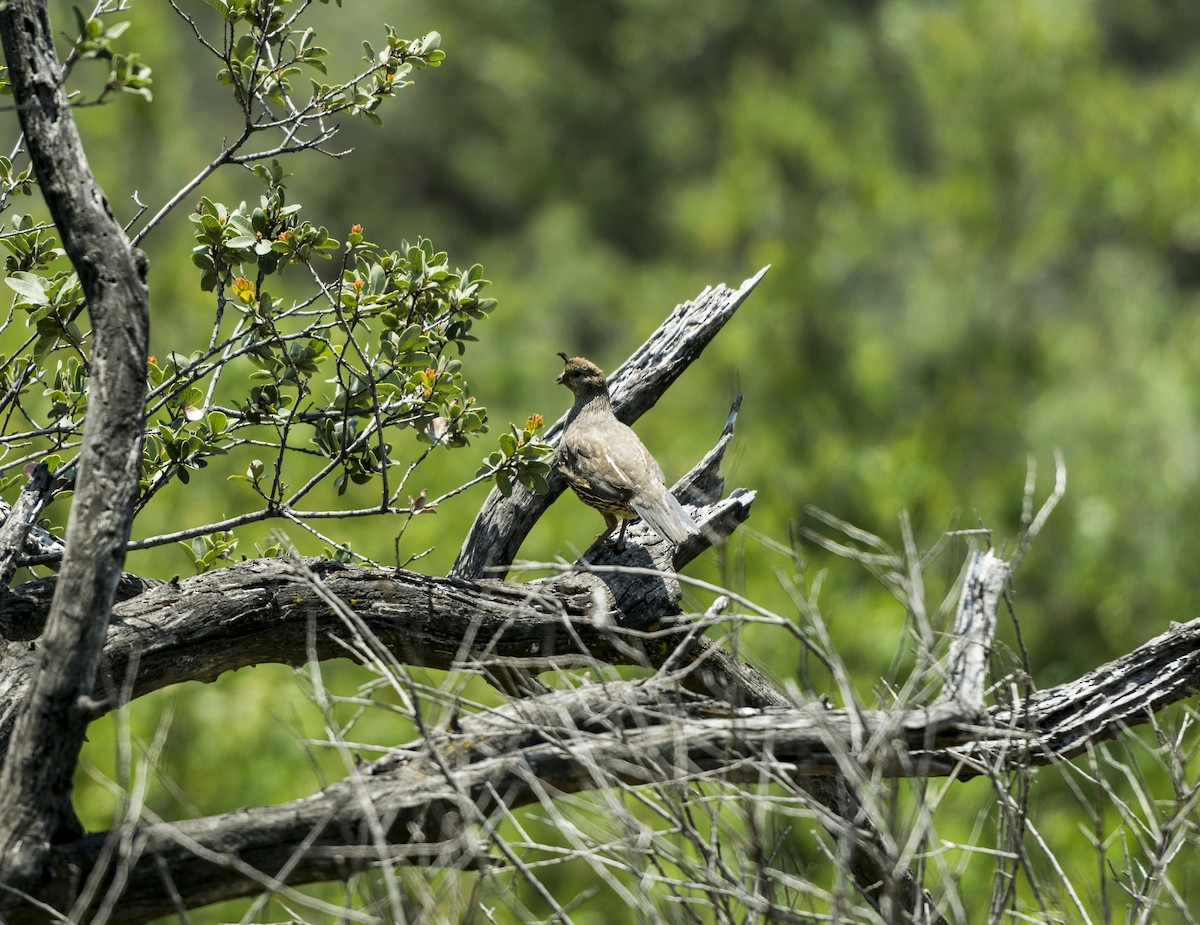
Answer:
976, 616, 1200, 770
0, 462, 55, 590
0, 489, 756, 764
0, 0, 149, 899
937, 549, 1009, 716
25, 613, 1200, 925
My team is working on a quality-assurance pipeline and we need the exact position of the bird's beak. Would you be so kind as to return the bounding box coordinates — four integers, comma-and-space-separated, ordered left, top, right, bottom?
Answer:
556, 372, 566, 385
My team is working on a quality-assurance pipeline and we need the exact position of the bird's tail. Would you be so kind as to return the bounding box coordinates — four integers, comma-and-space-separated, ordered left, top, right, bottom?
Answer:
633, 487, 699, 546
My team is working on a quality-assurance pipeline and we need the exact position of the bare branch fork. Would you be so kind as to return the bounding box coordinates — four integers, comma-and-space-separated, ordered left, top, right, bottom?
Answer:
12, 567, 1200, 922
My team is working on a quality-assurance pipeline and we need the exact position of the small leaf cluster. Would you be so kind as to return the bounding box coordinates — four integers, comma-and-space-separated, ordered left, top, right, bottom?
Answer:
340, 235, 496, 339
204, 0, 340, 33
3, 243, 86, 362
43, 358, 88, 430
216, 21, 329, 107
312, 417, 390, 495
0, 157, 35, 200
203, 1, 439, 138
0, 214, 90, 483
316, 28, 444, 126
326, 235, 492, 426
1, 215, 74, 363
238, 381, 293, 424
64, 8, 153, 102
142, 357, 231, 492
104, 52, 153, 102
477, 413, 553, 497
68, 8, 133, 63
177, 183, 512, 527
1, 215, 62, 273
179, 531, 238, 574
229, 457, 269, 495
323, 544, 355, 564
247, 337, 328, 392
190, 183, 336, 292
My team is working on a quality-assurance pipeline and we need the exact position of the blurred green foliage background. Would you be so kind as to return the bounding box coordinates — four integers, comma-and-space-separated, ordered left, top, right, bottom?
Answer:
7, 0, 1200, 919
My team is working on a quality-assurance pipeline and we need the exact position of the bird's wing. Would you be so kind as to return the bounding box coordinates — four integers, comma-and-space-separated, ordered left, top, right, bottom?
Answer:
556, 430, 639, 505
601, 423, 665, 487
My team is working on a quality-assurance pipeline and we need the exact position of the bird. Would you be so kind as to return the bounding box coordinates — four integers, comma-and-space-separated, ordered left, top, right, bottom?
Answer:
554, 353, 698, 550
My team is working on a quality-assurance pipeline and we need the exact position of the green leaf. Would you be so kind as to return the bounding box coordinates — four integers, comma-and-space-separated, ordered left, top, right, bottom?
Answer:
4, 272, 50, 304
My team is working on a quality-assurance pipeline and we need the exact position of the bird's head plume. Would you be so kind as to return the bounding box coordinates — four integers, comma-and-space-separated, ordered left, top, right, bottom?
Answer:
556, 353, 609, 399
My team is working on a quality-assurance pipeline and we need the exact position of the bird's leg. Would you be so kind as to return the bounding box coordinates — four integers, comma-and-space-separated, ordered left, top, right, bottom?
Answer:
595, 511, 618, 547
614, 518, 628, 551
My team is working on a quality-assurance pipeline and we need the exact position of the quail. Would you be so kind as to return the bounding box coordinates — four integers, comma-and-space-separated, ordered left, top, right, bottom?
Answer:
555, 353, 698, 549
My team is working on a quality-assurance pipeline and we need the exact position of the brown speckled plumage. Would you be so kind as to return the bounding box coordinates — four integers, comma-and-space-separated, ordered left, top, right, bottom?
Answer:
555, 354, 697, 549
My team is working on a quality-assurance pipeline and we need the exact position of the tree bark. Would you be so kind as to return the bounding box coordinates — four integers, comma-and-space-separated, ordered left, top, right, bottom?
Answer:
0, 0, 149, 903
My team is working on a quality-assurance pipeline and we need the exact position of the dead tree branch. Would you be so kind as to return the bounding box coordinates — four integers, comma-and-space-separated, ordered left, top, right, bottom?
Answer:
937, 549, 1009, 717
24, 611, 1200, 924
0, 462, 55, 591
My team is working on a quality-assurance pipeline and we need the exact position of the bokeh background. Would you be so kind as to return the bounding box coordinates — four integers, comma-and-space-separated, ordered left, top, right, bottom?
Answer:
8, 0, 1200, 919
